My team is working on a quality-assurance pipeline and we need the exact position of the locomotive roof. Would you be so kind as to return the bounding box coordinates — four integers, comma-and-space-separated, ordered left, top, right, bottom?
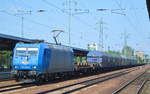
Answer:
48, 43, 89, 56
16, 42, 89, 56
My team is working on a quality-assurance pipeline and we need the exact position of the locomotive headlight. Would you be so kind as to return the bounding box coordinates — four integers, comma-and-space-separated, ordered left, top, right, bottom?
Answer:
14, 66, 19, 69
32, 66, 37, 69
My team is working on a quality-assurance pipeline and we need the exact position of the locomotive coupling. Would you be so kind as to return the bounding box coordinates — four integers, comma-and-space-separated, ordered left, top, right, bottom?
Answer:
29, 71, 37, 75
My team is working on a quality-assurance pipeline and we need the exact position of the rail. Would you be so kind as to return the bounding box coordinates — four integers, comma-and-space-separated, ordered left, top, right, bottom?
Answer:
112, 70, 148, 94
38, 69, 135, 94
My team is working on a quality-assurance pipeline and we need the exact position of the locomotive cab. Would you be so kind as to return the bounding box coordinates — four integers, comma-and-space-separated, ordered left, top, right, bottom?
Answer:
11, 43, 45, 81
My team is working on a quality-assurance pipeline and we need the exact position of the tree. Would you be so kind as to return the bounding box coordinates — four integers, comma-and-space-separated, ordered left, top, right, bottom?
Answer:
122, 46, 134, 57
0, 51, 12, 70
106, 50, 121, 55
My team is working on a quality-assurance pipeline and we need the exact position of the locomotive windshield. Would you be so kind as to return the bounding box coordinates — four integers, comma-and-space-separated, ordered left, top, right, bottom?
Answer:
15, 47, 38, 56
27, 48, 38, 56
16, 47, 27, 56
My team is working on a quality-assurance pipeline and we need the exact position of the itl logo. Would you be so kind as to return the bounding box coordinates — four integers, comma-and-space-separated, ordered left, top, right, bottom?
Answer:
22, 57, 29, 64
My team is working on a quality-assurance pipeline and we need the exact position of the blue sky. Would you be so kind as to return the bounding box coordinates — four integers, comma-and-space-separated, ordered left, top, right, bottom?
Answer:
0, 0, 150, 54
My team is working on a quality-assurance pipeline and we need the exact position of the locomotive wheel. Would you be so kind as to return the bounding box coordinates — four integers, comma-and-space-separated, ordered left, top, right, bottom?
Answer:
15, 75, 20, 82
35, 75, 44, 85
15, 77, 20, 82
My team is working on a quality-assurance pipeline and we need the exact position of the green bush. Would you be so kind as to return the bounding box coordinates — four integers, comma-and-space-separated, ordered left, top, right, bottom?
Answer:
0, 51, 12, 70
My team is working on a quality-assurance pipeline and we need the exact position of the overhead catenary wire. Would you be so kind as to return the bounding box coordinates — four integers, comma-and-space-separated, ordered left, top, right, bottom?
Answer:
7, 0, 97, 45
114, 0, 123, 10
113, 0, 139, 33
0, 10, 52, 29
42, 0, 98, 46
11, 0, 101, 38
129, 0, 143, 32
9, 0, 56, 38
113, 0, 148, 51
42, 0, 97, 31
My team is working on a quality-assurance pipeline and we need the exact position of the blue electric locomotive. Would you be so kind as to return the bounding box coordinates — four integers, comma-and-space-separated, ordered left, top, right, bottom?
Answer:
11, 43, 74, 82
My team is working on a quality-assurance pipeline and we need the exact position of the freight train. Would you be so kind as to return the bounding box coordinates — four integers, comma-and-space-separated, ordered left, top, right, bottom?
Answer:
11, 42, 143, 83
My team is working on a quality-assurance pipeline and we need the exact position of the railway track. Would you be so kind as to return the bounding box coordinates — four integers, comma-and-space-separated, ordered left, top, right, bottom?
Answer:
0, 83, 35, 93
112, 69, 150, 94
135, 78, 148, 94
0, 67, 139, 94
37, 69, 136, 94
